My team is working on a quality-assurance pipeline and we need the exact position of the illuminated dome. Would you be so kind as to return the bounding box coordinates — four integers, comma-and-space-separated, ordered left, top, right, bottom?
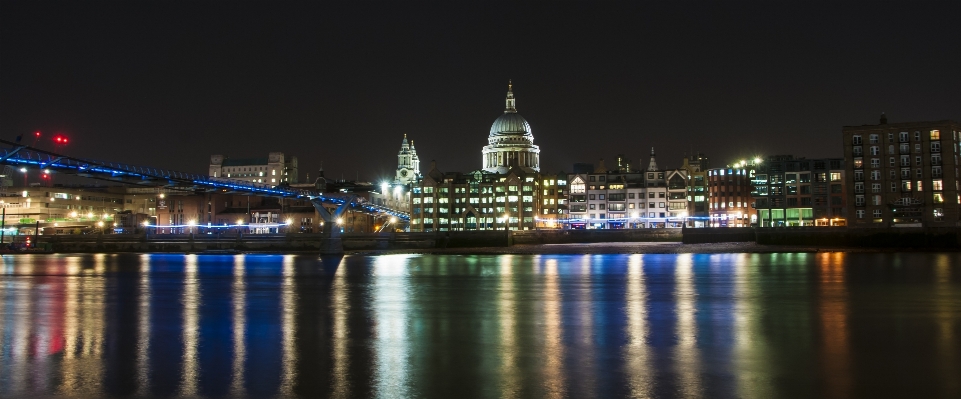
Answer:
490, 113, 532, 137
482, 81, 540, 173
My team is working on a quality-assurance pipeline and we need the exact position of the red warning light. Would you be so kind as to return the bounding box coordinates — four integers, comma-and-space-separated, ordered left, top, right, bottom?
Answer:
35, 132, 41, 137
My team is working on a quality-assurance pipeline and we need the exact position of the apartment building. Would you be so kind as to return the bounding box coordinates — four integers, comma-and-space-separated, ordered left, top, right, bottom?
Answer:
752, 155, 846, 226
842, 116, 961, 226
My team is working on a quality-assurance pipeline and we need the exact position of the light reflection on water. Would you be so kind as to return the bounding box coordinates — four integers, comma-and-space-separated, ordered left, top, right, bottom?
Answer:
1, 253, 961, 398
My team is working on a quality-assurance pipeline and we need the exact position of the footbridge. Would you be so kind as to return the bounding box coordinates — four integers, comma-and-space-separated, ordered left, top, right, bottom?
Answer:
0, 139, 409, 253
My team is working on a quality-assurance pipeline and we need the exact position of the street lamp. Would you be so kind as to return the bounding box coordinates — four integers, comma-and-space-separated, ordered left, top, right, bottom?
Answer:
503, 213, 510, 231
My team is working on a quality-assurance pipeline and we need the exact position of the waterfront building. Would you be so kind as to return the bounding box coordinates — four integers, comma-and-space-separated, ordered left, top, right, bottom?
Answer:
393, 134, 422, 185
0, 185, 158, 236
708, 162, 754, 227
209, 152, 299, 185
153, 192, 327, 234
751, 155, 846, 226
680, 154, 710, 227
536, 172, 568, 229
409, 162, 545, 231
842, 116, 961, 227
482, 81, 541, 173
566, 152, 689, 229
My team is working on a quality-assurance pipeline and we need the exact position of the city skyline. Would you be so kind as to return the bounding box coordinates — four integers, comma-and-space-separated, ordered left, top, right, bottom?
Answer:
2, 2, 960, 183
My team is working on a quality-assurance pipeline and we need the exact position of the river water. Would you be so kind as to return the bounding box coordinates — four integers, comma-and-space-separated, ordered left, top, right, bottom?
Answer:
1, 253, 960, 398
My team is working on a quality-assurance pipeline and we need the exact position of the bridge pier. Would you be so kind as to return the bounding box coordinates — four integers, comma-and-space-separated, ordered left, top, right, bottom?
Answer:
311, 196, 355, 255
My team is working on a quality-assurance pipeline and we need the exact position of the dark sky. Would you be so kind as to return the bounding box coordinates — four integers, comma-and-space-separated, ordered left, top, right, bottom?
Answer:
2, 1, 959, 183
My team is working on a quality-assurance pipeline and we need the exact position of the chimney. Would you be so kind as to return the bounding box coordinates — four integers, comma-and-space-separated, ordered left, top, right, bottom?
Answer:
880, 112, 888, 125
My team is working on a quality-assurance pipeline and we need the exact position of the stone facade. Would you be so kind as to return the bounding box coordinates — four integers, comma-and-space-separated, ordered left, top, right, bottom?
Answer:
209, 152, 298, 185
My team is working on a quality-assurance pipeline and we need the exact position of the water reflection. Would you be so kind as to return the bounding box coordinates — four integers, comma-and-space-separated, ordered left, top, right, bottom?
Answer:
231, 254, 246, 396
0, 253, 960, 398
624, 254, 651, 397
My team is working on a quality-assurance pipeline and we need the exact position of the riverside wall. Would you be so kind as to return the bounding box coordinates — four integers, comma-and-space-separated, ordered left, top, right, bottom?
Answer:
30, 227, 961, 253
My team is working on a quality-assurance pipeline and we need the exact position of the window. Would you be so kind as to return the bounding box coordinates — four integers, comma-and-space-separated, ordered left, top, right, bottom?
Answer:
873, 209, 882, 218
649, 192, 655, 198
902, 180, 912, 191
854, 146, 863, 156
915, 131, 921, 141
915, 144, 921, 153
933, 166, 943, 177
889, 157, 896, 167
854, 182, 864, 193
855, 195, 865, 206
931, 142, 941, 153
856, 209, 865, 219
628, 193, 635, 199
854, 170, 863, 181
872, 195, 882, 206
852, 135, 862, 145
589, 194, 595, 200
589, 176, 596, 182
854, 158, 863, 168
931, 130, 941, 140
933, 193, 944, 203
870, 170, 880, 180
649, 202, 655, 208
932, 179, 943, 191
659, 202, 665, 208
934, 208, 944, 221
869, 134, 879, 144
899, 132, 909, 142
870, 159, 880, 168
870, 146, 880, 155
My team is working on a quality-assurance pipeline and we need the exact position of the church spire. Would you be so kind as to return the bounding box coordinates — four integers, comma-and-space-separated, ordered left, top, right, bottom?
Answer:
505, 79, 516, 113
647, 147, 658, 171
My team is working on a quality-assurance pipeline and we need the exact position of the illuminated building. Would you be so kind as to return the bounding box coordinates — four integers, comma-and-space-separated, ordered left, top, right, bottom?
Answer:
566, 152, 690, 229
482, 81, 541, 173
680, 153, 710, 227
536, 172, 568, 229
393, 134, 421, 185
707, 162, 754, 227
842, 116, 961, 227
751, 155, 846, 227
208, 152, 299, 185
409, 162, 546, 231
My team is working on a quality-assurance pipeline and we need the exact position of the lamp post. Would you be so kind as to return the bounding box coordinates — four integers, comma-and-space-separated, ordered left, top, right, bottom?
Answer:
503, 213, 510, 231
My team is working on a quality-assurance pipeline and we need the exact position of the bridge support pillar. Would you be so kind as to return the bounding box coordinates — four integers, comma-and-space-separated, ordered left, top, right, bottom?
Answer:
311, 197, 355, 255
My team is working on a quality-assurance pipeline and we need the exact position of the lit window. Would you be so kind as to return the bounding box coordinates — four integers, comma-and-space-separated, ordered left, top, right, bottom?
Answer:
930, 130, 941, 140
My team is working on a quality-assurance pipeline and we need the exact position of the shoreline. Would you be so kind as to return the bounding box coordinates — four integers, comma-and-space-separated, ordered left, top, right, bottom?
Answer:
347, 241, 957, 256
3, 241, 958, 256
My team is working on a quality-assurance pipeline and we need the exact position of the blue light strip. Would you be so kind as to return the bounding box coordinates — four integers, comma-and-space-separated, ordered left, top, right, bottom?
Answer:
0, 142, 411, 221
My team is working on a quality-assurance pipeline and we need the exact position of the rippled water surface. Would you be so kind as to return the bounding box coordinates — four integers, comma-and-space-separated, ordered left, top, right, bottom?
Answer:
1, 253, 961, 398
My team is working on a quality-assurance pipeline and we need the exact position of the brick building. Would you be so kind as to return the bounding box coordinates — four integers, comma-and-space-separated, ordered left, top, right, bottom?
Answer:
842, 116, 961, 226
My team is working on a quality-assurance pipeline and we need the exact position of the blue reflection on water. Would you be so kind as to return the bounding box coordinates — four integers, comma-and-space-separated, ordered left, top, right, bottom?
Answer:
0, 252, 960, 398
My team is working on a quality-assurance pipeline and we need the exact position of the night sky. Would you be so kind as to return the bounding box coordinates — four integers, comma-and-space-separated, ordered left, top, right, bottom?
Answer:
2, 2, 959, 184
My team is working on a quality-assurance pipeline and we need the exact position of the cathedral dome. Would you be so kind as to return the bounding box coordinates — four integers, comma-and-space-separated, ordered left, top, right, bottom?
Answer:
489, 113, 532, 136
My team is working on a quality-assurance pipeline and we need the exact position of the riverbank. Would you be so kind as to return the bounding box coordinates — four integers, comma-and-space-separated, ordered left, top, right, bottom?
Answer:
347, 241, 940, 255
